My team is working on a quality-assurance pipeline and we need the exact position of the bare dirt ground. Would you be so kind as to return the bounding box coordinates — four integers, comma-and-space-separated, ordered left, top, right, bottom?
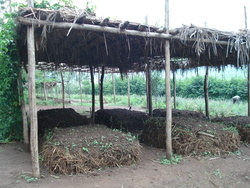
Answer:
1, 105, 250, 188
0, 142, 250, 188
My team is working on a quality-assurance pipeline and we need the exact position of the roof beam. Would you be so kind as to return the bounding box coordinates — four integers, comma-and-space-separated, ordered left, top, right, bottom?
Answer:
18, 17, 229, 46
18, 17, 171, 39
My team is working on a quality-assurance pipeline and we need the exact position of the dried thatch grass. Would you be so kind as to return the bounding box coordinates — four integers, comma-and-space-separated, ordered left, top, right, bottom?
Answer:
140, 117, 240, 156
17, 7, 250, 73
41, 125, 141, 174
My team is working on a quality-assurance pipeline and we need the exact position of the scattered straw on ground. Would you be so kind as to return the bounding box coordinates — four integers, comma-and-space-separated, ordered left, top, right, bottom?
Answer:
41, 125, 141, 174
140, 117, 240, 156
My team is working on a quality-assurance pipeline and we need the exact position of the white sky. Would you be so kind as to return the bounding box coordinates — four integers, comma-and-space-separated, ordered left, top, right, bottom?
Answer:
75, 0, 250, 32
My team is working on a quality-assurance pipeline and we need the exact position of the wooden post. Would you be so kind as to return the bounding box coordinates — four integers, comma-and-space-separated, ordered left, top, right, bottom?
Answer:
244, 6, 250, 116
100, 66, 105, 109
204, 66, 210, 119
27, 25, 40, 178
90, 66, 95, 122
127, 74, 131, 107
173, 70, 176, 109
165, 0, 172, 160
112, 73, 116, 104
43, 71, 47, 101
79, 71, 83, 104
60, 70, 65, 108
146, 62, 153, 116
18, 68, 29, 151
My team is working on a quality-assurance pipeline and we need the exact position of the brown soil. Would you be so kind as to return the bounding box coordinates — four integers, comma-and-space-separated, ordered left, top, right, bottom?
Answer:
1, 105, 250, 188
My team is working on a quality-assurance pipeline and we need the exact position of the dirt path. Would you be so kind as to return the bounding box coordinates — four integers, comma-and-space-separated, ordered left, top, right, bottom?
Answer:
0, 143, 249, 188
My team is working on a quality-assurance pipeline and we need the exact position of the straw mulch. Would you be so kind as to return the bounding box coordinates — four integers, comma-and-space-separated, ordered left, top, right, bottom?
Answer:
38, 108, 90, 134
95, 109, 150, 132
212, 116, 250, 143
140, 117, 240, 156
41, 125, 141, 174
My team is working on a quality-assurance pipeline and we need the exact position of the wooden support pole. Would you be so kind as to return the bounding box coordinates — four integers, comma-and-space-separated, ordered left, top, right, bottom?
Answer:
100, 66, 105, 109
27, 25, 40, 178
90, 66, 95, 123
204, 66, 210, 119
79, 71, 83, 104
173, 70, 176, 109
43, 71, 47, 101
165, 0, 172, 160
112, 73, 116, 104
146, 62, 153, 116
18, 68, 29, 151
127, 74, 131, 108
60, 70, 65, 108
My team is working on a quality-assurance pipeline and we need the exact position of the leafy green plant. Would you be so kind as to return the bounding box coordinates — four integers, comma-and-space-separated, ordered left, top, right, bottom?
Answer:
20, 174, 38, 183
160, 154, 183, 165
0, 11, 22, 142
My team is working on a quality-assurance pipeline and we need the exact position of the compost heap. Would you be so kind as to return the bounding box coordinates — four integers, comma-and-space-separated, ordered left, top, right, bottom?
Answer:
212, 116, 250, 143
41, 125, 141, 174
140, 109, 240, 155
38, 108, 90, 134
95, 109, 150, 132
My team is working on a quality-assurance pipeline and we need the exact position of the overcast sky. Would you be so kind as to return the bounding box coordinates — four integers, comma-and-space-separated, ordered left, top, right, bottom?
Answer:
75, 0, 250, 32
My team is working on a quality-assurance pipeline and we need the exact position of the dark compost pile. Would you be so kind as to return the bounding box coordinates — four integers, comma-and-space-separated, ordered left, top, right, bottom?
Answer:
95, 109, 150, 132
140, 109, 240, 155
38, 108, 90, 134
41, 125, 141, 174
153, 108, 206, 119
212, 116, 250, 143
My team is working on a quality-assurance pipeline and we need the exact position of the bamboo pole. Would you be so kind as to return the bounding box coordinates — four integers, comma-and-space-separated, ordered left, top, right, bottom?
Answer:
204, 66, 210, 119
90, 66, 95, 123
100, 66, 105, 109
27, 25, 40, 178
165, 0, 172, 160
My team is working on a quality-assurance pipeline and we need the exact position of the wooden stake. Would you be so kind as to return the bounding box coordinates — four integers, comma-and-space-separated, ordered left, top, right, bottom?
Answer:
165, 0, 172, 161
27, 25, 40, 178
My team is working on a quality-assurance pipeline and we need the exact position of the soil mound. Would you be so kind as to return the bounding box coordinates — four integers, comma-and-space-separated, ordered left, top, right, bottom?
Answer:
95, 109, 150, 132
212, 116, 250, 143
38, 108, 90, 134
140, 117, 240, 155
153, 108, 206, 119
41, 125, 141, 174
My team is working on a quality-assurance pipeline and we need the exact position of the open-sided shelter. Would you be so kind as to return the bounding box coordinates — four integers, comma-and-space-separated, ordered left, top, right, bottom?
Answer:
16, 6, 250, 177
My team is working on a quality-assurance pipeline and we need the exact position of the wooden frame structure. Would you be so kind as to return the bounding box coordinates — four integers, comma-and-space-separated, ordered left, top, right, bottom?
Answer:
16, 5, 250, 177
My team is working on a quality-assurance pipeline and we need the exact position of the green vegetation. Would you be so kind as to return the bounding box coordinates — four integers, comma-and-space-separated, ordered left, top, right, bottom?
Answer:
160, 154, 183, 165
0, 10, 22, 142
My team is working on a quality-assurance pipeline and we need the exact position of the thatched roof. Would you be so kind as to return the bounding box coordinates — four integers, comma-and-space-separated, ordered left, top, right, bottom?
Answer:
16, 7, 250, 73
